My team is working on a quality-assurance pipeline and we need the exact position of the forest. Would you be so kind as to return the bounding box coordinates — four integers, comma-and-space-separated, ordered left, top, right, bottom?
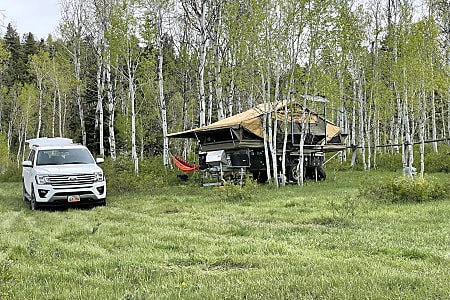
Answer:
0, 0, 449, 178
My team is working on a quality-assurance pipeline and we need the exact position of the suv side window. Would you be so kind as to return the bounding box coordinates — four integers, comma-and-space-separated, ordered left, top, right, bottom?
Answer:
27, 150, 36, 165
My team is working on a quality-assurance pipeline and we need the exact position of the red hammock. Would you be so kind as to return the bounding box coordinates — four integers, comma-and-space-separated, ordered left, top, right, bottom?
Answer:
171, 155, 199, 173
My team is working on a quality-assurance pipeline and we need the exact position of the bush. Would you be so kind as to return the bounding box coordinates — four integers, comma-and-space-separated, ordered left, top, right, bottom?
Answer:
0, 167, 22, 183
424, 151, 450, 173
358, 175, 450, 204
373, 152, 403, 171
102, 155, 169, 195
324, 151, 404, 172
217, 178, 260, 202
325, 144, 450, 173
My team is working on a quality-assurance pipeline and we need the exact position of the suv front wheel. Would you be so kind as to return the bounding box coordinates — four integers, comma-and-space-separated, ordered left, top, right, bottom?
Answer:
22, 180, 28, 202
30, 185, 39, 211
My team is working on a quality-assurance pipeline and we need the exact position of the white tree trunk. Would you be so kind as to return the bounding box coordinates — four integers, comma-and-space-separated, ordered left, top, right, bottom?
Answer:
215, 53, 224, 121
96, 39, 105, 156
106, 53, 116, 159
261, 73, 272, 183
157, 18, 169, 167
357, 77, 367, 171
128, 62, 138, 173
430, 90, 438, 152
198, 1, 207, 127
208, 76, 213, 124
75, 45, 87, 145
402, 72, 413, 177
298, 97, 308, 186
36, 79, 43, 138
270, 64, 280, 188
419, 87, 426, 178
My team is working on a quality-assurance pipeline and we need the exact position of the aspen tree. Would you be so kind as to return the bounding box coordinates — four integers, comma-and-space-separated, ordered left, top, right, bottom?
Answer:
60, 0, 88, 145
141, 0, 173, 167
109, 0, 142, 172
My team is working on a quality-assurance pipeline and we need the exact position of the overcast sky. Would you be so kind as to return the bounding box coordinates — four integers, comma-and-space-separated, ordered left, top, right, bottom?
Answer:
1, 0, 61, 40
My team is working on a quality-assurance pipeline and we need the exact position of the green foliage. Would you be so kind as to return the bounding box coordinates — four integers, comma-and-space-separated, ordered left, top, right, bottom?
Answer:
372, 152, 403, 171
424, 150, 450, 173
326, 145, 450, 174
0, 133, 10, 174
101, 155, 168, 195
0, 167, 22, 182
359, 175, 450, 204
217, 178, 260, 202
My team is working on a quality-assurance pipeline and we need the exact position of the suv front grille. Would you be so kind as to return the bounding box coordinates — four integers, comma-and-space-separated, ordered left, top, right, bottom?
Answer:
47, 174, 95, 186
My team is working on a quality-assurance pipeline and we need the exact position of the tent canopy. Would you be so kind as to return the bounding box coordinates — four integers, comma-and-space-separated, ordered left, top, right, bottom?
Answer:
167, 100, 343, 145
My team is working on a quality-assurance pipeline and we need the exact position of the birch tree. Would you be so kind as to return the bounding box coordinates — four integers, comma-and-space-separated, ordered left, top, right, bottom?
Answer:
90, 0, 115, 157
110, 0, 142, 173
141, 0, 173, 167
60, 0, 89, 145
29, 50, 51, 138
428, 0, 450, 142
181, 0, 211, 127
47, 39, 73, 138
16, 84, 37, 165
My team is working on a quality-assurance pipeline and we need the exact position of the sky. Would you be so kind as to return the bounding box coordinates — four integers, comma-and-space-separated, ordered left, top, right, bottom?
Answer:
1, 0, 61, 40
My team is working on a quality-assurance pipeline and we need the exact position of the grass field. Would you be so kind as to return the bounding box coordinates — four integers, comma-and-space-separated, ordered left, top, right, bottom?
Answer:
1, 170, 449, 299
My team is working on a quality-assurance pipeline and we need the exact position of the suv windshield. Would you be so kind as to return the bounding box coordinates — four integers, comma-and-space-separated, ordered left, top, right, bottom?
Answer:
36, 149, 95, 166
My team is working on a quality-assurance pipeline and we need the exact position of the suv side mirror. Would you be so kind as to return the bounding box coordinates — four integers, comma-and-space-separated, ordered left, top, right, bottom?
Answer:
22, 161, 33, 168
96, 158, 105, 164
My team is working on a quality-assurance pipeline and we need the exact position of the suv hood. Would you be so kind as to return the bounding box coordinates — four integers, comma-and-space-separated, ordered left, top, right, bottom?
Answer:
34, 164, 102, 175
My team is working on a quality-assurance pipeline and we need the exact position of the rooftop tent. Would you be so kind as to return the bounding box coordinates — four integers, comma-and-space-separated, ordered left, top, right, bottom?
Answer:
167, 99, 345, 149
166, 102, 267, 139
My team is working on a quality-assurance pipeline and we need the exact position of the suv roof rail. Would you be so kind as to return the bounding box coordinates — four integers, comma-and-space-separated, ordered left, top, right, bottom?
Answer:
26, 137, 74, 147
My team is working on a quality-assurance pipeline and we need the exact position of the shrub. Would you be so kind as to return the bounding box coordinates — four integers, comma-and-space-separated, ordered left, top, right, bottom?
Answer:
217, 178, 260, 202
324, 151, 404, 172
424, 151, 450, 173
102, 155, 169, 195
359, 175, 449, 204
325, 145, 450, 174
373, 152, 403, 171
0, 167, 21, 183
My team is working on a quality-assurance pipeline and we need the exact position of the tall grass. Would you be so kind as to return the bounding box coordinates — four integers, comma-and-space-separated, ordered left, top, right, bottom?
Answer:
1, 171, 450, 299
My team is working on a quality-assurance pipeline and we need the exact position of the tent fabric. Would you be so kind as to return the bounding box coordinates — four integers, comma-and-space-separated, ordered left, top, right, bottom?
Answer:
167, 100, 341, 142
166, 102, 268, 139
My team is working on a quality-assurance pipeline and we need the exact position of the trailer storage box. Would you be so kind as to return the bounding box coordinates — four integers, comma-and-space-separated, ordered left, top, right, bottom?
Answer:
206, 150, 227, 165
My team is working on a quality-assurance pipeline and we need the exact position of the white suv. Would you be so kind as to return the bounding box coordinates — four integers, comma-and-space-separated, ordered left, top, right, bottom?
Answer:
22, 138, 106, 210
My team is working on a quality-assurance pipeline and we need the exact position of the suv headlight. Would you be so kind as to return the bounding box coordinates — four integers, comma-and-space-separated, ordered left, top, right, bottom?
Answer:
35, 175, 50, 185
94, 172, 104, 182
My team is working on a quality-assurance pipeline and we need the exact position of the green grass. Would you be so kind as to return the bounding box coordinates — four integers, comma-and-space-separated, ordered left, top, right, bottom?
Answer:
1, 171, 450, 299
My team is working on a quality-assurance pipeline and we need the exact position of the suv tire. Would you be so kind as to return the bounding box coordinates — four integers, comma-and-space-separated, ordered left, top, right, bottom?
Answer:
30, 186, 39, 211
22, 180, 28, 202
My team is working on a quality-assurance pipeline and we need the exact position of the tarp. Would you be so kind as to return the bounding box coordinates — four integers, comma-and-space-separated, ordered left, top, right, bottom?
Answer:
167, 100, 342, 143
166, 102, 268, 139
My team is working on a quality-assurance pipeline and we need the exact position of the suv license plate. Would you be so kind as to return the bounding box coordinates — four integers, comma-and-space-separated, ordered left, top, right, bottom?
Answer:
68, 195, 81, 202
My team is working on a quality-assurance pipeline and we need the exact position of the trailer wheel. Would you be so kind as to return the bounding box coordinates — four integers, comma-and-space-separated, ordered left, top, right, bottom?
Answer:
288, 163, 300, 182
